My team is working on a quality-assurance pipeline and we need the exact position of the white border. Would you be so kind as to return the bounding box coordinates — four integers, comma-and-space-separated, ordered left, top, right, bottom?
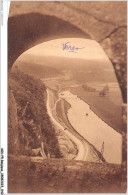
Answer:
1, 1, 10, 194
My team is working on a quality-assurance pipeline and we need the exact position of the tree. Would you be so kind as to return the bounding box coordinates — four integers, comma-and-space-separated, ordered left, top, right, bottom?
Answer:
99, 85, 109, 97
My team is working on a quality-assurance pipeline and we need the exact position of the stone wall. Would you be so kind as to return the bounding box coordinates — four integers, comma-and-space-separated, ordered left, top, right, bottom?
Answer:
8, 155, 123, 193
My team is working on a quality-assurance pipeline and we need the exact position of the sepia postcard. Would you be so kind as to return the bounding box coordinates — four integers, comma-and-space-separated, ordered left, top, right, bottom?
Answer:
0, 0, 127, 194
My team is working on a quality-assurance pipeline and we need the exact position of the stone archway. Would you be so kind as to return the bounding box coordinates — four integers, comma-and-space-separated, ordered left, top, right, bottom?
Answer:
8, 13, 91, 71
8, 1, 127, 191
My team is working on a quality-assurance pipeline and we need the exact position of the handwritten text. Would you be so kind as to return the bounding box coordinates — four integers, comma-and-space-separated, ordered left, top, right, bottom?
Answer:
62, 42, 85, 53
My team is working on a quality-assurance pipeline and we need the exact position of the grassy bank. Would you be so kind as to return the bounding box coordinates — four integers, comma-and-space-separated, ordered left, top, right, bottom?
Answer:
56, 99, 72, 129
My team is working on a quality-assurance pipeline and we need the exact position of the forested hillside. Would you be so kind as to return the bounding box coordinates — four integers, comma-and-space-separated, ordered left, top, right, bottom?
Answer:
14, 61, 63, 79
8, 68, 62, 158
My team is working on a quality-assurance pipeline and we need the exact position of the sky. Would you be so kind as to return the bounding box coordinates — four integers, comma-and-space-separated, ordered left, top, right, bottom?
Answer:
15, 38, 118, 85
24, 38, 110, 62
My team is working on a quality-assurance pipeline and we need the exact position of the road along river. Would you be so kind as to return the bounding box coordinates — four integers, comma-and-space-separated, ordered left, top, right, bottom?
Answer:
59, 90, 122, 164
46, 89, 88, 161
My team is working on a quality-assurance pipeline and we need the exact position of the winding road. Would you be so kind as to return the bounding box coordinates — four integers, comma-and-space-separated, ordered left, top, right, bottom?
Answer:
46, 88, 100, 162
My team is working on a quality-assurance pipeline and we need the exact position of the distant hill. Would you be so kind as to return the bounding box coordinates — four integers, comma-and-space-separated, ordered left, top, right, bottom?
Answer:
71, 69, 117, 83
15, 54, 117, 83
13, 60, 63, 79
20, 54, 111, 71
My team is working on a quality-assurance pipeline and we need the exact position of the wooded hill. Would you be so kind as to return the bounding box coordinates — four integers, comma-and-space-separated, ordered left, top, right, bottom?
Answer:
8, 68, 62, 158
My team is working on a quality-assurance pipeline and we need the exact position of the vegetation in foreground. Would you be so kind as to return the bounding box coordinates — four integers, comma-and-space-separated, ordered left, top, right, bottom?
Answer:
8, 67, 62, 158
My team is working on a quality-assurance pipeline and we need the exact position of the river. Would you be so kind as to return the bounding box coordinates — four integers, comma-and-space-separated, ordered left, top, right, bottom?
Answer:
59, 90, 122, 164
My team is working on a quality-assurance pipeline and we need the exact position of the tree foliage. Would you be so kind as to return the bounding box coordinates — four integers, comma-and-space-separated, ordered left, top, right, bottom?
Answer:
9, 68, 62, 158
99, 85, 109, 97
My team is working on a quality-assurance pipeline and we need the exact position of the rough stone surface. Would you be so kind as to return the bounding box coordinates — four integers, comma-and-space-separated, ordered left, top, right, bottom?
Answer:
8, 155, 123, 193
122, 104, 127, 186
8, 90, 19, 154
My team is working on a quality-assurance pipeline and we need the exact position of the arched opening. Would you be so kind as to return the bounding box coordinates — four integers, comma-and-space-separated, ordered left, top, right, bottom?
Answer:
10, 38, 123, 164
8, 13, 91, 71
